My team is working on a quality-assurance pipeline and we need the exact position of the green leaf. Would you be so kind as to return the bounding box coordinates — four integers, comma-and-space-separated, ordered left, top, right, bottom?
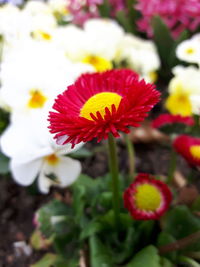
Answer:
89, 235, 114, 267
160, 257, 174, 267
152, 16, 175, 72
157, 232, 177, 261
30, 230, 52, 250
164, 206, 200, 251
0, 152, 9, 174
179, 256, 200, 267
126, 245, 161, 267
80, 221, 103, 240
37, 199, 72, 237
31, 253, 57, 267
116, 10, 133, 33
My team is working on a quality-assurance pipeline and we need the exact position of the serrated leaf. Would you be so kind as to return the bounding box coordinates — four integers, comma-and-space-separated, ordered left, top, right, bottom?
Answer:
37, 200, 71, 237
89, 235, 114, 267
80, 221, 103, 240
31, 253, 57, 267
126, 245, 161, 267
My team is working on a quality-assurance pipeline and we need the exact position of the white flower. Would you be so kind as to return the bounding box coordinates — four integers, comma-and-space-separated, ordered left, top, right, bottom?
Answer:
0, 4, 24, 43
48, 0, 70, 19
176, 39, 200, 64
53, 19, 124, 71
0, 40, 93, 113
116, 34, 160, 82
169, 66, 200, 95
166, 65, 200, 115
0, 112, 82, 193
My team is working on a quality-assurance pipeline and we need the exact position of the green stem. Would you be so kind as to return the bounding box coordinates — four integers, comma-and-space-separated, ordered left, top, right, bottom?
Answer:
108, 133, 120, 229
167, 148, 177, 184
124, 134, 135, 180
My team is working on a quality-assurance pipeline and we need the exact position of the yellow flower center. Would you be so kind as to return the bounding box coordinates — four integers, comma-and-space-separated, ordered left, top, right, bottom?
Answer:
31, 30, 52, 41
166, 92, 192, 116
28, 90, 47, 109
82, 55, 112, 72
190, 145, 200, 159
149, 71, 158, 83
186, 48, 195, 55
80, 92, 122, 120
45, 154, 59, 166
135, 183, 162, 212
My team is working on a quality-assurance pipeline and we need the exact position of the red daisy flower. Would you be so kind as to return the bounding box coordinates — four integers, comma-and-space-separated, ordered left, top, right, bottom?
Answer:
152, 114, 194, 129
48, 69, 160, 147
173, 135, 200, 167
124, 173, 172, 220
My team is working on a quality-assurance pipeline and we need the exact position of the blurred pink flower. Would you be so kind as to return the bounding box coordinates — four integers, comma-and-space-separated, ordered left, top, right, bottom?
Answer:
68, 0, 125, 25
135, 0, 200, 38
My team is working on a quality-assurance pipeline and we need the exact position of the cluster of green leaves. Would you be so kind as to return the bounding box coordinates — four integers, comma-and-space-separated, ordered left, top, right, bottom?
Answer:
34, 174, 200, 267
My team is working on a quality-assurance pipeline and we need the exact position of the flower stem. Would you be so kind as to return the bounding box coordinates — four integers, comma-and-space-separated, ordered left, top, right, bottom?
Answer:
167, 148, 177, 184
124, 134, 135, 180
159, 230, 200, 255
108, 133, 120, 228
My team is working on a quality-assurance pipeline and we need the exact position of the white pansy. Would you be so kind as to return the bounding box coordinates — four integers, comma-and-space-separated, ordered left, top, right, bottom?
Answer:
190, 95, 200, 115
23, 1, 53, 16
169, 66, 200, 95
48, 0, 71, 20
117, 34, 160, 82
83, 19, 124, 61
53, 19, 124, 71
168, 65, 200, 115
0, 4, 24, 43
0, 112, 82, 193
0, 39, 93, 113
176, 39, 200, 64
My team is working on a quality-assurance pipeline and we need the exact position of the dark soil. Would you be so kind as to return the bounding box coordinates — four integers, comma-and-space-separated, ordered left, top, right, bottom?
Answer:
0, 138, 191, 267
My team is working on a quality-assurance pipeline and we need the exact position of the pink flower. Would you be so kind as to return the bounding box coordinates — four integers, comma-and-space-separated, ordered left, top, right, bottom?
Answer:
135, 0, 200, 38
67, 0, 125, 25
152, 114, 195, 129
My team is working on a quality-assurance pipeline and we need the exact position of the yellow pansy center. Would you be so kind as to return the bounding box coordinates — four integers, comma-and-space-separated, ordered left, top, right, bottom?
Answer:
185, 48, 195, 55
149, 71, 158, 83
80, 92, 122, 120
135, 183, 162, 212
190, 145, 200, 159
45, 154, 59, 166
32, 30, 52, 41
28, 90, 47, 109
82, 55, 112, 72
166, 92, 192, 116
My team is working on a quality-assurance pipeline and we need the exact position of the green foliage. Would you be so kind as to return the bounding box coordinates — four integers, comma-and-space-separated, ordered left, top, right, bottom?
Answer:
126, 245, 161, 267
152, 16, 189, 80
89, 235, 114, 267
37, 199, 73, 238
36, 173, 200, 266
157, 232, 177, 261
164, 206, 200, 252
